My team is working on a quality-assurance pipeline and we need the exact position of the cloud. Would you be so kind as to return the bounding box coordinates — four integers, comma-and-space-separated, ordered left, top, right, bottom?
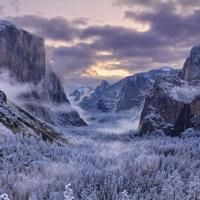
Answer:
0, 70, 30, 104
125, 6, 200, 39
6, 7, 200, 88
80, 24, 188, 67
49, 43, 95, 76
72, 17, 89, 26
9, 15, 80, 42
115, 0, 200, 11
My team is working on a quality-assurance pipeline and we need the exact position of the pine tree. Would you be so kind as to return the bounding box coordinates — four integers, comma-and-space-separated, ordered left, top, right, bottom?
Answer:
161, 171, 184, 200
118, 190, 131, 200
187, 176, 200, 200
64, 184, 75, 200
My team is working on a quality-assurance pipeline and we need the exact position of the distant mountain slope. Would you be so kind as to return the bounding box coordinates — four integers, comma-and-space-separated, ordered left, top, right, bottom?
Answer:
71, 67, 179, 113
70, 85, 95, 103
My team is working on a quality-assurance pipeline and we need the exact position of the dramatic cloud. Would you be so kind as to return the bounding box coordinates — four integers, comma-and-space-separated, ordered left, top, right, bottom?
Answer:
116, 0, 200, 10
125, 6, 200, 39
49, 43, 95, 75
80, 24, 188, 68
6, 0, 200, 88
9, 15, 80, 42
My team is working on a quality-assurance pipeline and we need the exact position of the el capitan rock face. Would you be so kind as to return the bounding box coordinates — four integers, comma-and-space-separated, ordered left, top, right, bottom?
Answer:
139, 45, 200, 136
0, 20, 86, 127
0, 21, 45, 84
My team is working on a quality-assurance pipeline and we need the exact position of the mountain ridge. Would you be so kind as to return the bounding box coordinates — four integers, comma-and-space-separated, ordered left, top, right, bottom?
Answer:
71, 67, 179, 113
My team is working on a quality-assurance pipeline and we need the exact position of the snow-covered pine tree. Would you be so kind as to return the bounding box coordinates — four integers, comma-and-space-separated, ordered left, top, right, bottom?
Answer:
0, 194, 10, 200
187, 176, 200, 200
64, 184, 75, 200
161, 171, 184, 200
118, 190, 131, 200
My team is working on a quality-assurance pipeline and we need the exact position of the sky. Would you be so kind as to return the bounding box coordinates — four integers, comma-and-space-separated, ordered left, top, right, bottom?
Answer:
0, 0, 200, 89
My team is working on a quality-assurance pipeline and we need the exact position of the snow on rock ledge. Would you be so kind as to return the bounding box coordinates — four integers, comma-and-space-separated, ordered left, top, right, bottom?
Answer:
139, 46, 200, 136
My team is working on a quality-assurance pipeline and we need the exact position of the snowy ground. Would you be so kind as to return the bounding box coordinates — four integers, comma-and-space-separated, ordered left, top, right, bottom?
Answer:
0, 121, 200, 200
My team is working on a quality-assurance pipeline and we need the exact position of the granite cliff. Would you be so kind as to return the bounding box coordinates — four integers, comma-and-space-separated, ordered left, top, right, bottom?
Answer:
0, 20, 86, 127
0, 20, 45, 84
139, 45, 200, 136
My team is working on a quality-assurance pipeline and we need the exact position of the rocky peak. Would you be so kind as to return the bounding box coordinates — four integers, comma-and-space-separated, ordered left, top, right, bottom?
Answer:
139, 45, 200, 136
180, 44, 200, 83
70, 85, 94, 102
96, 80, 110, 93
190, 45, 200, 65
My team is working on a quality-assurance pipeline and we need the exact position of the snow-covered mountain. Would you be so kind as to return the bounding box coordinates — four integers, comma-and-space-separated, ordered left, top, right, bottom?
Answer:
139, 45, 200, 136
70, 85, 95, 103
71, 67, 179, 113
0, 20, 86, 127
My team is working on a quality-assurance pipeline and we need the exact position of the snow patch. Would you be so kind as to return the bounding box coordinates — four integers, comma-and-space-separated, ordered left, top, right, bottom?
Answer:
170, 84, 200, 103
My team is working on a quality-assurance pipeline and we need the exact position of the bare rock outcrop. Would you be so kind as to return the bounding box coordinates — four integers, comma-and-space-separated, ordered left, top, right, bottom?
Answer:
139, 45, 200, 136
0, 20, 86, 127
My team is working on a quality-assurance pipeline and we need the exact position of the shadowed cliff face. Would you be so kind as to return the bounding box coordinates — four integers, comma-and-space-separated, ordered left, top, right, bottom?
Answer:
139, 45, 200, 136
139, 80, 200, 136
0, 20, 86, 127
0, 21, 45, 84
180, 45, 200, 83
41, 71, 70, 104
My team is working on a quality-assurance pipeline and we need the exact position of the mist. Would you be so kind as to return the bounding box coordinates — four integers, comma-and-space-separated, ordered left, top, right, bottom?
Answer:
0, 70, 31, 104
170, 84, 200, 103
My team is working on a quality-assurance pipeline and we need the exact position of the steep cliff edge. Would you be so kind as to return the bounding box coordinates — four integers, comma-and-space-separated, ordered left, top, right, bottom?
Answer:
0, 20, 45, 84
0, 20, 86, 127
139, 45, 200, 136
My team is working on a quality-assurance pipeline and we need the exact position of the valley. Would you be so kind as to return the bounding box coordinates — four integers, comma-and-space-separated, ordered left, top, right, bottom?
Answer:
0, 19, 199, 200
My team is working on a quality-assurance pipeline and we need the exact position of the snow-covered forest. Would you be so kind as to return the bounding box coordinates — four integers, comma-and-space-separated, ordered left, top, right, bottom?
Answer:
1, 123, 200, 200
